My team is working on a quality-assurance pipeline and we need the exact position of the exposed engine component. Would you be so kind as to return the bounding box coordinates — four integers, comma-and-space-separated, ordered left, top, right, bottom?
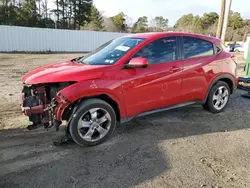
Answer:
21, 82, 72, 130
23, 95, 43, 130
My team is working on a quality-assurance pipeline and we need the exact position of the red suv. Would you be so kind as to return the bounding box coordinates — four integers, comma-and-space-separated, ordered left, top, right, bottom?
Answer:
21, 32, 238, 146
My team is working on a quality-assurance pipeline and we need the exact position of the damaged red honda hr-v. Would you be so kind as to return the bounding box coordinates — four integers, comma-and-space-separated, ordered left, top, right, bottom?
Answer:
21, 32, 238, 146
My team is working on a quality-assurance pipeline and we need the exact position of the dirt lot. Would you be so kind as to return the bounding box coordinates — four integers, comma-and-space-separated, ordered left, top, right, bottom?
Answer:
0, 53, 250, 188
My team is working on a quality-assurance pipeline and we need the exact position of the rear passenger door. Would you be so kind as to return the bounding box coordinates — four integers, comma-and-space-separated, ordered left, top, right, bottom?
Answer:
179, 36, 216, 102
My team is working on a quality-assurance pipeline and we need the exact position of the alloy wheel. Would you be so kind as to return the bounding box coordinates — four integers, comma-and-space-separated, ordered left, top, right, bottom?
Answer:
77, 108, 111, 142
212, 86, 229, 110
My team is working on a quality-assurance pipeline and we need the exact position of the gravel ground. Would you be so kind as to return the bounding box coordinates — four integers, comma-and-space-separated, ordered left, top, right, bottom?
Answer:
0, 53, 250, 188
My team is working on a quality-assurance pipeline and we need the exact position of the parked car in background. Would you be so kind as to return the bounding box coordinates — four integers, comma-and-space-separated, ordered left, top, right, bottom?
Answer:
20, 32, 238, 146
234, 44, 245, 52
226, 44, 235, 52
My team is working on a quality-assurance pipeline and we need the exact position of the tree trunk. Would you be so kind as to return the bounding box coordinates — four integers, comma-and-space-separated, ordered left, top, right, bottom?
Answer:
68, 2, 72, 29
38, 0, 41, 15
77, 1, 80, 29
2, 0, 7, 25
45, 0, 48, 19
73, 0, 76, 29
56, 0, 59, 28
62, 0, 65, 29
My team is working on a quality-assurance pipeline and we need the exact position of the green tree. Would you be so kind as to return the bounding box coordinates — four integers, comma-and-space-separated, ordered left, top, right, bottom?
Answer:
242, 19, 250, 41
18, 0, 39, 27
38, 18, 55, 28
201, 12, 218, 30
0, 0, 9, 24
59, 0, 67, 28
174, 13, 219, 34
84, 5, 104, 31
174, 13, 194, 29
192, 15, 204, 34
0, 0, 19, 25
0, 2, 250, 42
151, 16, 168, 31
229, 11, 244, 29
52, 0, 92, 29
224, 11, 245, 41
103, 17, 119, 32
110, 12, 127, 32
76, 0, 92, 29
131, 16, 148, 33
40, 0, 55, 28
174, 14, 203, 33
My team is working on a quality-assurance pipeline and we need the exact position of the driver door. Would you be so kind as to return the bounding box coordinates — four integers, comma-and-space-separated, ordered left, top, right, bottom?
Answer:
121, 36, 183, 117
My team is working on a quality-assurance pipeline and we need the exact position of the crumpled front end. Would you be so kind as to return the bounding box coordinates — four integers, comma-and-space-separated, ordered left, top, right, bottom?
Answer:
20, 82, 73, 130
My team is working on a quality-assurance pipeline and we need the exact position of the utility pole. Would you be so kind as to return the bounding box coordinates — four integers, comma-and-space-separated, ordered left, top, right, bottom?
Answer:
216, 0, 226, 39
221, 0, 232, 43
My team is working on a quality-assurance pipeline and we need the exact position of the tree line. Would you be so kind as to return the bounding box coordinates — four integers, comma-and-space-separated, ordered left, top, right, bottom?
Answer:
0, 0, 249, 41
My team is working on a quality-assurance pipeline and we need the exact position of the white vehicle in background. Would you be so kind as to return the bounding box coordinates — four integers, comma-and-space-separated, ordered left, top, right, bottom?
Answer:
244, 37, 250, 60
234, 43, 245, 52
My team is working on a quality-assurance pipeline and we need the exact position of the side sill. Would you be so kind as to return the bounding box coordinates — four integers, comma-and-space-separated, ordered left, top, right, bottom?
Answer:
120, 101, 202, 124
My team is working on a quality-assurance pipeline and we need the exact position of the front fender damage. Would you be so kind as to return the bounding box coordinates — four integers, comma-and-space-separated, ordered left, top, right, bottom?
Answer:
57, 80, 126, 119
20, 79, 124, 135
54, 94, 71, 121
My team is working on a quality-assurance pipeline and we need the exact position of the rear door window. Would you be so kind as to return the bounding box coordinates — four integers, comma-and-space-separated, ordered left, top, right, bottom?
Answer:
183, 37, 214, 59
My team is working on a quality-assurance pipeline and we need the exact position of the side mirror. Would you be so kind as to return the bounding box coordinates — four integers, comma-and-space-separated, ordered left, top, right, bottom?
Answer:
124, 57, 148, 69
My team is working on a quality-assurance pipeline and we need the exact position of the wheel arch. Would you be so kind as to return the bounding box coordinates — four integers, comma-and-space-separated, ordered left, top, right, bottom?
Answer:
62, 94, 122, 123
204, 74, 236, 103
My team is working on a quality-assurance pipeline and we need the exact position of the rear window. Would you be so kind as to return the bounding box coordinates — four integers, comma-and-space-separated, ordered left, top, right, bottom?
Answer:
183, 37, 214, 59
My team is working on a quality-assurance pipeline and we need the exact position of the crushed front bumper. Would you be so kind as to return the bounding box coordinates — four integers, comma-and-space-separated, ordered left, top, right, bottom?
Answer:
20, 86, 70, 130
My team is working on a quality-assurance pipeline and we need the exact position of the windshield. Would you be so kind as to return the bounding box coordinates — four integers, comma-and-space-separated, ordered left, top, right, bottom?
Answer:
78, 37, 145, 65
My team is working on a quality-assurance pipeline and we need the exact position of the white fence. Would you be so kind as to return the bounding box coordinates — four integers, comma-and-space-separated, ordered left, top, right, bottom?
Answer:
0, 26, 128, 52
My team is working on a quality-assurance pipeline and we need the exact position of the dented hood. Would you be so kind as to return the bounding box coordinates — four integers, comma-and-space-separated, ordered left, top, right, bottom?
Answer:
21, 60, 104, 84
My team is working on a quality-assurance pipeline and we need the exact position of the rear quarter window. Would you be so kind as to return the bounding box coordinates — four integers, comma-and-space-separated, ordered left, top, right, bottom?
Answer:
183, 37, 214, 59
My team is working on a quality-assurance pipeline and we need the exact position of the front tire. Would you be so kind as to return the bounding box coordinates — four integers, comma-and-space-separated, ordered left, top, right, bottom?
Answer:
69, 99, 117, 146
203, 81, 230, 113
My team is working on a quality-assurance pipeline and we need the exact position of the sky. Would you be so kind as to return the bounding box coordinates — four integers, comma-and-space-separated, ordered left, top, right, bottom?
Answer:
94, 0, 250, 26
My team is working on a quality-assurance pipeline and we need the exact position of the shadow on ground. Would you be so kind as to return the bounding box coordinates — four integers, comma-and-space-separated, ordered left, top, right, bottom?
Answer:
0, 91, 250, 188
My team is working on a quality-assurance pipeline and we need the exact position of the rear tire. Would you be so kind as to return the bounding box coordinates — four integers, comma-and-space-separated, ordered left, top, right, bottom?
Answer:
203, 81, 230, 113
69, 99, 117, 146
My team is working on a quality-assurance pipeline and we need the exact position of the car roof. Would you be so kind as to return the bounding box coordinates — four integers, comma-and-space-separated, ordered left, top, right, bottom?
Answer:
123, 32, 221, 45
